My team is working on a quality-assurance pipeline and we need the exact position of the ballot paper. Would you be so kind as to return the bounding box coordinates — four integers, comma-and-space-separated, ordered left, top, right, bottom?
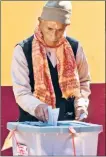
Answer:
22, 107, 59, 127
79, 113, 87, 120
47, 106, 60, 126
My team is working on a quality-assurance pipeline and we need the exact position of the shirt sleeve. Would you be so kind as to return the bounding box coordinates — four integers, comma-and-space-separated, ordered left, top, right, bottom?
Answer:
74, 42, 91, 109
11, 45, 45, 117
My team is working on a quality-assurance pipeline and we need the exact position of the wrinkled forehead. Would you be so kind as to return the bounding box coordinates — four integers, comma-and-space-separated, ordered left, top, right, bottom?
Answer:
41, 20, 67, 29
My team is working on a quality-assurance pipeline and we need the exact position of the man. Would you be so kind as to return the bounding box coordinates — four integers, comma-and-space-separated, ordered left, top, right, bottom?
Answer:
11, 1, 91, 122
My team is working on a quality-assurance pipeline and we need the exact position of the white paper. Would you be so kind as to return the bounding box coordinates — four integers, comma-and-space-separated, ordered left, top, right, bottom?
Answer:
47, 106, 60, 126
79, 113, 87, 120
47, 106, 53, 125
52, 108, 60, 126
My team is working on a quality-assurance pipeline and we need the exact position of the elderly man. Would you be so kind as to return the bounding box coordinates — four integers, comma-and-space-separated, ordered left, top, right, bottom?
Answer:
11, 1, 91, 122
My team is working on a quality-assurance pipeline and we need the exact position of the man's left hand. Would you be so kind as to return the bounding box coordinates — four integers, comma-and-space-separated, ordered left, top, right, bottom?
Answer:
75, 106, 88, 121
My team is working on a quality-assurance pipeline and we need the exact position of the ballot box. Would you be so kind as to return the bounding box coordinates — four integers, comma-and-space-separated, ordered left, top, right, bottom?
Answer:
7, 121, 102, 156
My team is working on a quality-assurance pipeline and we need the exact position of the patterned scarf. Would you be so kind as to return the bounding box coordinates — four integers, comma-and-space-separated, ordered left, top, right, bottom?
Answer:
32, 26, 81, 108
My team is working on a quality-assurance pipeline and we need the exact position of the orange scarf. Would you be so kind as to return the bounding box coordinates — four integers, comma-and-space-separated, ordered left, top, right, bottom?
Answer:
32, 26, 81, 108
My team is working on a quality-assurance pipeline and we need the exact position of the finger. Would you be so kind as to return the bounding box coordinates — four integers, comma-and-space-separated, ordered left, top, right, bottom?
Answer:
75, 109, 84, 120
43, 107, 49, 121
79, 118, 85, 122
37, 107, 45, 122
42, 108, 47, 122
79, 116, 87, 121
35, 108, 39, 120
75, 110, 81, 120
82, 118, 86, 122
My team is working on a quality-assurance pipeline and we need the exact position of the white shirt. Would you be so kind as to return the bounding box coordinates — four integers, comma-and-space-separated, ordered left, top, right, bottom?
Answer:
46, 48, 57, 68
11, 42, 91, 117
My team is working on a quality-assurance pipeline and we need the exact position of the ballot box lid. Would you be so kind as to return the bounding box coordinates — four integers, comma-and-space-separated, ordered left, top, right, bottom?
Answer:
7, 121, 103, 133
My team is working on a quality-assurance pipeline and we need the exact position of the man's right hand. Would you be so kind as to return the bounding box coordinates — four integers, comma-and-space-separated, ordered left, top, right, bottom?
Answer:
34, 104, 49, 122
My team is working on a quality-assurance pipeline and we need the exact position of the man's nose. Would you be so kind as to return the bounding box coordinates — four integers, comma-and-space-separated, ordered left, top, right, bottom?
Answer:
51, 30, 57, 38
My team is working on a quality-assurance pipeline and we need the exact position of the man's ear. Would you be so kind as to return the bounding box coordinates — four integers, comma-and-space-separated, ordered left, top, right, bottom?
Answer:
66, 24, 70, 27
38, 17, 42, 31
38, 17, 41, 24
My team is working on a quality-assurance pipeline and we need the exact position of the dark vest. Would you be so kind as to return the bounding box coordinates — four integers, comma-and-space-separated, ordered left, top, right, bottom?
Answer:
17, 35, 78, 122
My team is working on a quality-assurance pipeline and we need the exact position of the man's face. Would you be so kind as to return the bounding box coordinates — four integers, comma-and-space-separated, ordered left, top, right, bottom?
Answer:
39, 19, 67, 46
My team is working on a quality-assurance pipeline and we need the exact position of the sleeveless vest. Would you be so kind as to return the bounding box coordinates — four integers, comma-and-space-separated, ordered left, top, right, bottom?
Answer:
17, 35, 78, 121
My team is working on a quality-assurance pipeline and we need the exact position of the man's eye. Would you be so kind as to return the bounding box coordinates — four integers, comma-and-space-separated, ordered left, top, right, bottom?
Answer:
48, 27, 53, 31
58, 29, 63, 32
